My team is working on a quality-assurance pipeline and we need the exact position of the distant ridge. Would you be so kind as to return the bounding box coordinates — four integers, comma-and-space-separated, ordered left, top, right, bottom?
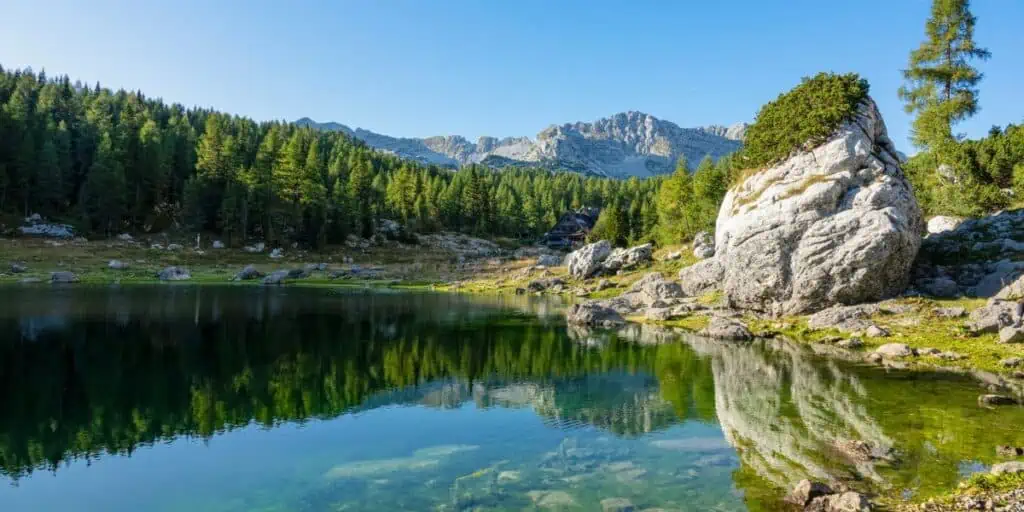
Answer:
296, 113, 746, 178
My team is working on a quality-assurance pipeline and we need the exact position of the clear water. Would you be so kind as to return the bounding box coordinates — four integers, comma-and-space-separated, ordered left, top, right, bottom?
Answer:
0, 286, 1023, 512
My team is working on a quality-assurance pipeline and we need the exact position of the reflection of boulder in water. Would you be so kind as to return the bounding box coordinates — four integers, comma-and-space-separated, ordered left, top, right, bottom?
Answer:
684, 334, 893, 488
529, 373, 679, 436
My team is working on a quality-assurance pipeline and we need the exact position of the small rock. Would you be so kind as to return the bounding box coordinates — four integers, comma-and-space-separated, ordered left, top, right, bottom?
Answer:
108, 259, 129, 270
999, 326, 1024, 344
865, 353, 884, 364
537, 254, 562, 267
646, 308, 675, 321
166, 243, 183, 251
664, 250, 683, 261
150, 243, 164, 250
837, 338, 863, 349
527, 490, 577, 509
116, 233, 134, 241
693, 244, 715, 260
212, 240, 225, 249
600, 497, 636, 512
18, 277, 42, 284
875, 343, 913, 358
865, 325, 890, 338
917, 347, 941, 356
1001, 357, 1024, 368
566, 302, 625, 327
979, 394, 1019, 407
932, 307, 967, 319
597, 279, 614, 291
937, 351, 964, 361
786, 479, 833, 507
9, 262, 27, 274
269, 248, 284, 259
701, 317, 753, 341
50, 271, 78, 284
233, 265, 263, 281
991, 461, 1024, 475
157, 266, 191, 281
262, 270, 290, 286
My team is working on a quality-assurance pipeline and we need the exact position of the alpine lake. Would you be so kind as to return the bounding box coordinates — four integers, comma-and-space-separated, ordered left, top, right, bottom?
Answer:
0, 285, 1022, 512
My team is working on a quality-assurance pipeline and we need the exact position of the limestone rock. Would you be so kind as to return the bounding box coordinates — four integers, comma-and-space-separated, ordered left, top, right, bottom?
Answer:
269, 248, 284, 259
107, 259, 129, 270
50, 271, 78, 284
603, 243, 653, 272
1000, 326, 1024, 344
166, 243, 183, 251
874, 343, 913, 358
714, 98, 923, 316
969, 300, 1021, 335
537, 254, 562, 267
996, 274, 1024, 301
926, 216, 964, 235
9, 262, 27, 274
157, 266, 191, 281
629, 273, 684, 305
212, 240, 225, 249
991, 461, 1024, 475
786, 480, 833, 507
567, 240, 612, 279
566, 302, 625, 327
664, 250, 683, 261
806, 491, 872, 512
1002, 358, 1024, 368
693, 244, 715, 260
932, 307, 966, 319
262, 270, 290, 285
864, 325, 890, 338
807, 304, 879, 332
701, 317, 752, 341
837, 338, 863, 349
233, 265, 263, 281
677, 259, 724, 297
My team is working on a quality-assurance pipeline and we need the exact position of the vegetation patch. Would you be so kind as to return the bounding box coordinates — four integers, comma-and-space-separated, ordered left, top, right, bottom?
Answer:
736, 72, 870, 178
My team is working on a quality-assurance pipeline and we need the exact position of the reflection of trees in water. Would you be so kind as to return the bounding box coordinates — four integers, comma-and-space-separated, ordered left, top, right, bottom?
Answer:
0, 287, 716, 479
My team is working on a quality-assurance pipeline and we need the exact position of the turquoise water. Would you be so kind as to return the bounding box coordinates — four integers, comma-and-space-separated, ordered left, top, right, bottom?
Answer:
0, 286, 1022, 511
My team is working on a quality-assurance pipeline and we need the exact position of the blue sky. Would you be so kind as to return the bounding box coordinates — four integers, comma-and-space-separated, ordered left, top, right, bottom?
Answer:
3, 0, 1022, 151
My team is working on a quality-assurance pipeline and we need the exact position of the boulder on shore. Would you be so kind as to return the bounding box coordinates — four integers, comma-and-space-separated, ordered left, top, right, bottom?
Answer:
566, 240, 611, 279
566, 302, 625, 327
701, 317, 752, 341
262, 270, 290, 285
50, 271, 78, 284
9, 262, 27, 274
157, 266, 191, 281
233, 265, 263, 281
108, 259, 130, 270
713, 97, 923, 316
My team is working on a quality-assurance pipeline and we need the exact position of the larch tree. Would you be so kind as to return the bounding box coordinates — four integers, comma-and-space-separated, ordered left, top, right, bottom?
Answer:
899, 0, 990, 154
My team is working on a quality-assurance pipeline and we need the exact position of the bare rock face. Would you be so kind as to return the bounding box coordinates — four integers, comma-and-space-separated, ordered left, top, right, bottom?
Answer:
566, 302, 625, 327
714, 98, 923, 316
603, 243, 653, 272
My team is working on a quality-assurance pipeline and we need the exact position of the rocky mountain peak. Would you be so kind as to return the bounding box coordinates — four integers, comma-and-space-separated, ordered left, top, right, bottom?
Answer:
298, 111, 744, 178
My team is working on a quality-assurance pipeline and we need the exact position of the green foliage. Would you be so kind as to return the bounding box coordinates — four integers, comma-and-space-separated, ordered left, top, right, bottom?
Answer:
656, 156, 731, 244
738, 72, 869, 172
0, 66, 662, 247
899, 0, 990, 151
906, 122, 1024, 216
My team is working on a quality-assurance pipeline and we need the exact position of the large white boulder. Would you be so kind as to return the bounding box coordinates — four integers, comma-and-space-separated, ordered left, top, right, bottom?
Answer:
714, 98, 924, 315
566, 240, 611, 279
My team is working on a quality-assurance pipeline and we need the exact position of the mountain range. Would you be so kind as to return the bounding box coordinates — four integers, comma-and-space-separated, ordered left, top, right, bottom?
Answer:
296, 112, 746, 178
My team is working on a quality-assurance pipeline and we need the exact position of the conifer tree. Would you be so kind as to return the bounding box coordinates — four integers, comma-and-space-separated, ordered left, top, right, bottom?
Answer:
899, 0, 990, 152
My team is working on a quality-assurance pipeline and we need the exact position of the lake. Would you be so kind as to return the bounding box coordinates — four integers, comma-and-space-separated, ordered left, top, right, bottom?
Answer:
0, 286, 1021, 511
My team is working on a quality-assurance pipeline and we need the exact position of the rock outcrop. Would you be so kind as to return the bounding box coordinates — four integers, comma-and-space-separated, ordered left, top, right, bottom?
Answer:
713, 98, 923, 316
566, 302, 625, 328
